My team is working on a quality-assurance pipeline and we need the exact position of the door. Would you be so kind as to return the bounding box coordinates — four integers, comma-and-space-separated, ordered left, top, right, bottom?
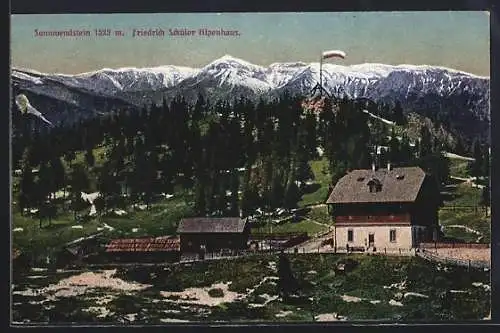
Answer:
368, 233, 375, 248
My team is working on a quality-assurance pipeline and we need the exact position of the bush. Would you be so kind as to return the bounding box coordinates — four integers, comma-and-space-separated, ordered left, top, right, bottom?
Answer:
208, 288, 224, 298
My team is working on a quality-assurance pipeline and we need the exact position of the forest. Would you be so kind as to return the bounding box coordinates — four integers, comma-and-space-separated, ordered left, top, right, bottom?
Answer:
11, 92, 491, 226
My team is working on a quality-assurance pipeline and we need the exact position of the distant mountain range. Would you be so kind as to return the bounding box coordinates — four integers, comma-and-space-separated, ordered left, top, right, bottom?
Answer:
11, 55, 490, 140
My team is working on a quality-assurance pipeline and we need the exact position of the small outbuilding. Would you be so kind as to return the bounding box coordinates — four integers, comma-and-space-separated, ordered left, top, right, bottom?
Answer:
104, 236, 180, 263
177, 217, 250, 253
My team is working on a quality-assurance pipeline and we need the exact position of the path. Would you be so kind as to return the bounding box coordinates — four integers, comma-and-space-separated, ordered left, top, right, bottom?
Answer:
444, 152, 475, 161
301, 217, 330, 228
304, 203, 327, 209
449, 176, 485, 189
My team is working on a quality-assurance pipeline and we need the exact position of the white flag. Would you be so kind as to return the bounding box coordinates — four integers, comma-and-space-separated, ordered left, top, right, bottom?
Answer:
322, 50, 346, 59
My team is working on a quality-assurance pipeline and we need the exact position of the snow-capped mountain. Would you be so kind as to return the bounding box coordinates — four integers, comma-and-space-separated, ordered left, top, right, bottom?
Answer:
11, 54, 490, 126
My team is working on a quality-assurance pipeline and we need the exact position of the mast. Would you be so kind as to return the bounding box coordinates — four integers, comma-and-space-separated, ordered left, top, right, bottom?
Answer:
319, 54, 323, 97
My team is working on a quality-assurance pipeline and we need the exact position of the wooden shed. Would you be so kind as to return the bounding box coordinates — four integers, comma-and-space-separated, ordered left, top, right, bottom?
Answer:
177, 217, 250, 253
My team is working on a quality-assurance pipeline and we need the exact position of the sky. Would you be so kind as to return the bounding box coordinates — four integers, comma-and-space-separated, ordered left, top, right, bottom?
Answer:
10, 11, 490, 76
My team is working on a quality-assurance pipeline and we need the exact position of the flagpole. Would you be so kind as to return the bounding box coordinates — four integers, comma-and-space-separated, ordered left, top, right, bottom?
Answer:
319, 53, 323, 97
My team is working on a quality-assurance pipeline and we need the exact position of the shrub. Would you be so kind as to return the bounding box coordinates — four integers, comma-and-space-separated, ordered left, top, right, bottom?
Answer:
208, 288, 224, 298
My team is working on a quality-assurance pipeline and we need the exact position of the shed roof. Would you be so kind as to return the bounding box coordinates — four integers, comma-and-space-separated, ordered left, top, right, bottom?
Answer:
177, 217, 247, 234
326, 166, 426, 204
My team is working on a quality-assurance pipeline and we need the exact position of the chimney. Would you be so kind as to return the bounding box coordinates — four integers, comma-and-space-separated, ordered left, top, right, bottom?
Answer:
387, 162, 392, 171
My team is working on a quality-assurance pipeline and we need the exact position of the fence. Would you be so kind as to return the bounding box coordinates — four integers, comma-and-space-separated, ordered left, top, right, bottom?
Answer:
329, 246, 415, 256
416, 249, 490, 270
440, 205, 488, 213
249, 232, 308, 240
418, 242, 490, 249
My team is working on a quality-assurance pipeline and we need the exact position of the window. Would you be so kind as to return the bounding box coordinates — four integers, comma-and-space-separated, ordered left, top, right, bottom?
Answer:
347, 229, 354, 242
367, 178, 382, 193
390, 229, 396, 242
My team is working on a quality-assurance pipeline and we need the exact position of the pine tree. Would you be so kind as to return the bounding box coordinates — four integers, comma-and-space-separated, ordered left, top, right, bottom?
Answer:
50, 157, 66, 200
241, 167, 258, 217
470, 140, 483, 177
388, 129, 400, 165
63, 150, 76, 169
85, 148, 95, 168
481, 145, 490, 178
393, 100, 406, 125
481, 185, 490, 207
193, 176, 207, 216
36, 161, 53, 227
419, 126, 432, 158
229, 170, 240, 216
69, 163, 90, 221
18, 165, 35, 215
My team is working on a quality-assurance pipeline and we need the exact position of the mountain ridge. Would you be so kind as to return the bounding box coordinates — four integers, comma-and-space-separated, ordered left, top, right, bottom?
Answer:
11, 55, 490, 142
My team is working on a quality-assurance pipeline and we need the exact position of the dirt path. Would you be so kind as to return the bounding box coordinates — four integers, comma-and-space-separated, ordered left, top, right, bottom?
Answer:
305, 203, 327, 209
301, 217, 330, 228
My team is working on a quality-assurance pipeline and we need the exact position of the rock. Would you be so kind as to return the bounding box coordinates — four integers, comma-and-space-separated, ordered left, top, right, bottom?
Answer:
403, 292, 429, 299
389, 299, 403, 307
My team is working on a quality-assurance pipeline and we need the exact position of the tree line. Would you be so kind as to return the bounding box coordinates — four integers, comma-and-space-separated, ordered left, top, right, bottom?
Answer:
12, 92, 490, 227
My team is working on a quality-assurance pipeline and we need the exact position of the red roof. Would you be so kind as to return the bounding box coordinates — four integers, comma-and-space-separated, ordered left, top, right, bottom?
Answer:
106, 236, 180, 253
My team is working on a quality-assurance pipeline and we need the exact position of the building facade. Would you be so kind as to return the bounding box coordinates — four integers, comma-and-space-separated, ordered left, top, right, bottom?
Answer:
326, 164, 441, 252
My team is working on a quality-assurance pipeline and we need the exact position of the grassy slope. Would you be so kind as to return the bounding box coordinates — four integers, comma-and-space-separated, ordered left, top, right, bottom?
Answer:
449, 158, 472, 179
251, 219, 327, 236
298, 158, 331, 208
12, 141, 490, 252
14, 254, 488, 322
439, 155, 490, 243
438, 187, 490, 244
12, 192, 194, 254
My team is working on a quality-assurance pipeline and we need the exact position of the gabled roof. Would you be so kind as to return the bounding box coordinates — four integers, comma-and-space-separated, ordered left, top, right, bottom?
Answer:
177, 217, 247, 234
326, 166, 426, 204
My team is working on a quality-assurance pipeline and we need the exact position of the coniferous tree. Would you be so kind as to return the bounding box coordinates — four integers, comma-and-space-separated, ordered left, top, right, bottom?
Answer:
229, 170, 240, 216
277, 253, 299, 301
85, 148, 95, 168
393, 100, 406, 126
470, 140, 483, 177
481, 185, 490, 207
35, 161, 52, 227
481, 145, 490, 178
50, 157, 66, 199
69, 163, 90, 221
18, 164, 35, 215
194, 175, 207, 216
419, 126, 433, 158
388, 129, 400, 165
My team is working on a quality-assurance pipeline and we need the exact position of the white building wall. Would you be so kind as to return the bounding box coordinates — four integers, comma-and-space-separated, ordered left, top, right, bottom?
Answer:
334, 225, 413, 251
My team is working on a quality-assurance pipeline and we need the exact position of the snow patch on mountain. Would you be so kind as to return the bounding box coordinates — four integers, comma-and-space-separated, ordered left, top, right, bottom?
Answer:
12, 55, 489, 125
